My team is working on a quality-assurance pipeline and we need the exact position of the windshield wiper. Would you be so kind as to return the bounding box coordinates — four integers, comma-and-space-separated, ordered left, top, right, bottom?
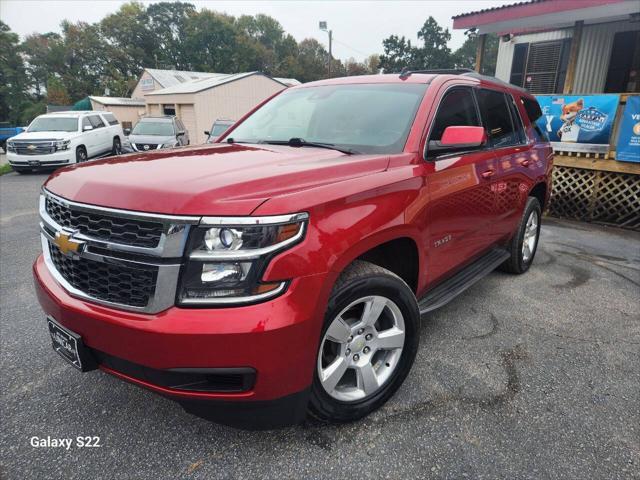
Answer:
260, 138, 358, 155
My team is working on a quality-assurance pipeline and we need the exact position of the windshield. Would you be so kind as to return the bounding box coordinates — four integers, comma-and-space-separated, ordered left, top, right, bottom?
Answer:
131, 121, 174, 136
210, 123, 232, 136
28, 117, 78, 132
229, 83, 428, 154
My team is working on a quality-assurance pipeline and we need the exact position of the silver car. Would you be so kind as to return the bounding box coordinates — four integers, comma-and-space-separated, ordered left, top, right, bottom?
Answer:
126, 116, 189, 152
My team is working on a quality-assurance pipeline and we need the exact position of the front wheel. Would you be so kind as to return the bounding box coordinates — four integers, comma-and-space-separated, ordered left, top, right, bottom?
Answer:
499, 197, 542, 274
308, 260, 419, 423
75, 146, 88, 163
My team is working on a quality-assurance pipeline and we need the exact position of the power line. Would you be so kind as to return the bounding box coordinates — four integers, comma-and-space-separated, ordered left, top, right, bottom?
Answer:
332, 38, 371, 58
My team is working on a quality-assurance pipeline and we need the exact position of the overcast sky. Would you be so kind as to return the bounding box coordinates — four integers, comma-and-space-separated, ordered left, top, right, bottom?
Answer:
1, 0, 512, 62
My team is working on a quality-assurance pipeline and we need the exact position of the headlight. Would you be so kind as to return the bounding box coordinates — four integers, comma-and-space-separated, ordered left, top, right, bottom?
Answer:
6, 141, 16, 152
178, 213, 308, 305
54, 140, 70, 151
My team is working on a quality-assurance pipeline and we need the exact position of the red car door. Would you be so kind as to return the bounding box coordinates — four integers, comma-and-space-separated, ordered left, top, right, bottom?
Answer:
417, 85, 499, 286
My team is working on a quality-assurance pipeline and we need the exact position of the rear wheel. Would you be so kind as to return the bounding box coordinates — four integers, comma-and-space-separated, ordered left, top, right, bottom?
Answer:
76, 146, 88, 163
112, 137, 122, 155
308, 260, 419, 423
499, 197, 541, 274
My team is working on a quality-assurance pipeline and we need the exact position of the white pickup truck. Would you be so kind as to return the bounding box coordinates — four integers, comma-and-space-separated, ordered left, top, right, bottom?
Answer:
6, 111, 124, 173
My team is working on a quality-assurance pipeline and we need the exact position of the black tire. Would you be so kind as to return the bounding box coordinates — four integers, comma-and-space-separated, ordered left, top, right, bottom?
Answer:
112, 137, 122, 155
76, 146, 88, 163
1, 141, 6, 152
499, 197, 542, 274
308, 260, 420, 423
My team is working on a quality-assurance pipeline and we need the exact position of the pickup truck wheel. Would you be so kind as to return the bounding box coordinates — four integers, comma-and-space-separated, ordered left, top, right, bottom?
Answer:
309, 260, 419, 423
499, 197, 541, 274
76, 146, 88, 163
112, 137, 122, 155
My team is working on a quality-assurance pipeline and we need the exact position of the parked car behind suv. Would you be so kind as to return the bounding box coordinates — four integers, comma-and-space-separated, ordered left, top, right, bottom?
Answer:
0, 122, 25, 152
127, 116, 189, 152
34, 71, 552, 429
6, 111, 123, 173
204, 119, 234, 143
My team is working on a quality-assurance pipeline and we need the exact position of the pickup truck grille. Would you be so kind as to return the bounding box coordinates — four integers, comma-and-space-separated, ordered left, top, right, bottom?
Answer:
49, 242, 158, 308
45, 195, 164, 248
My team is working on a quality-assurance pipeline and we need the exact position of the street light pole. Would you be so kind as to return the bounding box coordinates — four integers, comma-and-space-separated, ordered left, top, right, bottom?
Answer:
319, 21, 332, 77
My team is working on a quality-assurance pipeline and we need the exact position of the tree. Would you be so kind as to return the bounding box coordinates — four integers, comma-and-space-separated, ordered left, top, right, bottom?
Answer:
21, 32, 65, 96
414, 17, 452, 69
379, 17, 455, 72
46, 76, 72, 106
453, 32, 499, 75
0, 21, 29, 123
379, 35, 415, 72
146, 2, 196, 70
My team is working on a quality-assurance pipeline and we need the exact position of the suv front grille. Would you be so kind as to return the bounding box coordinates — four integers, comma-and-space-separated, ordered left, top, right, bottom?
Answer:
45, 196, 163, 248
14, 142, 55, 155
49, 243, 158, 308
135, 143, 159, 151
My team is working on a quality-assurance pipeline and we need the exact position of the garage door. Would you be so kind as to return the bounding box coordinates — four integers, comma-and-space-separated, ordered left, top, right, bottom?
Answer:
179, 104, 197, 144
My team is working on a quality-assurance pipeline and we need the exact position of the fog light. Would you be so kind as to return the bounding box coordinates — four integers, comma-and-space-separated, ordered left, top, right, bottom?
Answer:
201, 262, 245, 283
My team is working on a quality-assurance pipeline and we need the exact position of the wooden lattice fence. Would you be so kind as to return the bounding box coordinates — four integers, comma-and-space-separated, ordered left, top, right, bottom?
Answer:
548, 164, 640, 230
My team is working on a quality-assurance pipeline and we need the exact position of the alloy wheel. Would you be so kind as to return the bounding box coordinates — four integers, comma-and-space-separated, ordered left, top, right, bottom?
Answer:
317, 295, 405, 402
522, 210, 539, 262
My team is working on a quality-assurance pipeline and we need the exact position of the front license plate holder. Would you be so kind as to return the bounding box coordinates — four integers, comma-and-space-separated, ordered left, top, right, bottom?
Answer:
47, 317, 97, 372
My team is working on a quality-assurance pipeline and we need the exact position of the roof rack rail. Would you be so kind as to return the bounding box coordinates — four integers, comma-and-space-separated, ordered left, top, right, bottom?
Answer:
398, 68, 474, 79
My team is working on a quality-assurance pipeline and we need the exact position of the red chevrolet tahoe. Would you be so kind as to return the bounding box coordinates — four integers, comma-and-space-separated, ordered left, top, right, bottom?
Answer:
34, 71, 552, 429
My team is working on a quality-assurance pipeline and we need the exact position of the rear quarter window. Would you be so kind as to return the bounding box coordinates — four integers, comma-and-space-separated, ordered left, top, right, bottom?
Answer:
102, 113, 119, 126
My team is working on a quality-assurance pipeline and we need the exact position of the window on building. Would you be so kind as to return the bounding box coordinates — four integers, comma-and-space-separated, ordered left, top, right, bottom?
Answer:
604, 31, 640, 93
163, 105, 176, 116
509, 39, 572, 94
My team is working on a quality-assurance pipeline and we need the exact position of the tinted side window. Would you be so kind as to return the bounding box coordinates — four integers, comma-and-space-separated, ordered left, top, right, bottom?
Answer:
506, 94, 526, 144
477, 89, 518, 148
82, 117, 91, 130
102, 113, 119, 126
89, 115, 105, 128
429, 87, 480, 142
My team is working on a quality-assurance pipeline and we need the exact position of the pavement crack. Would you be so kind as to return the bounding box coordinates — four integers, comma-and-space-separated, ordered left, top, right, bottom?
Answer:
462, 313, 499, 340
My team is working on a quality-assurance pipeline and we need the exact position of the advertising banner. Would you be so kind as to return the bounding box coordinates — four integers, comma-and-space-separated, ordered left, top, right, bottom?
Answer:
536, 94, 620, 154
616, 95, 640, 163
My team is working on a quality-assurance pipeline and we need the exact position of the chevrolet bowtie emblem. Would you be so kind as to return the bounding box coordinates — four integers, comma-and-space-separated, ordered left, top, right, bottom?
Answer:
54, 231, 84, 256
27, 144, 37, 151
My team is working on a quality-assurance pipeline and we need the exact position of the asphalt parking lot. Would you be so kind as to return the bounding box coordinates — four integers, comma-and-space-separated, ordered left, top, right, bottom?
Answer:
1, 170, 639, 480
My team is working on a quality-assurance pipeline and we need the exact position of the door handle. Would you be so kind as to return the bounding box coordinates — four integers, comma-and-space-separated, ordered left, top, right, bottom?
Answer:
519, 159, 531, 167
481, 169, 495, 179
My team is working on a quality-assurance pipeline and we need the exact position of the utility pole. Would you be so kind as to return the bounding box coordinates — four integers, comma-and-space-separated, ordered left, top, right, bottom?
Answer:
319, 21, 332, 77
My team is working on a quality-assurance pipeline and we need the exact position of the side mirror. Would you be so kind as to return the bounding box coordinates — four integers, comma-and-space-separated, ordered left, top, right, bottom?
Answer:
83, 125, 93, 131
427, 126, 486, 157
177, 130, 185, 136
204, 131, 210, 136
124, 128, 131, 135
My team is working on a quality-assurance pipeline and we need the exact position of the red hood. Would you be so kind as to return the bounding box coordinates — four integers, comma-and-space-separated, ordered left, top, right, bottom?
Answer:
44, 144, 389, 215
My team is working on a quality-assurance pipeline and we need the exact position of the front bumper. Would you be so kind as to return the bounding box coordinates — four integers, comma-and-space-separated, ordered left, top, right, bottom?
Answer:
34, 255, 328, 428
7, 150, 73, 168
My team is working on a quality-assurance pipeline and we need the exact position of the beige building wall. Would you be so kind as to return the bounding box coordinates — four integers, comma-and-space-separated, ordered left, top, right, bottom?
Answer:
145, 75, 286, 144
193, 75, 286, 144
89, 100, 145, 130
131, 70, 159, 99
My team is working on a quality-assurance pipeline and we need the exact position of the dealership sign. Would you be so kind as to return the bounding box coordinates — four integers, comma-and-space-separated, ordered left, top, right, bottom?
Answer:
616, 95, 640, 163
536, 94, 620, 154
